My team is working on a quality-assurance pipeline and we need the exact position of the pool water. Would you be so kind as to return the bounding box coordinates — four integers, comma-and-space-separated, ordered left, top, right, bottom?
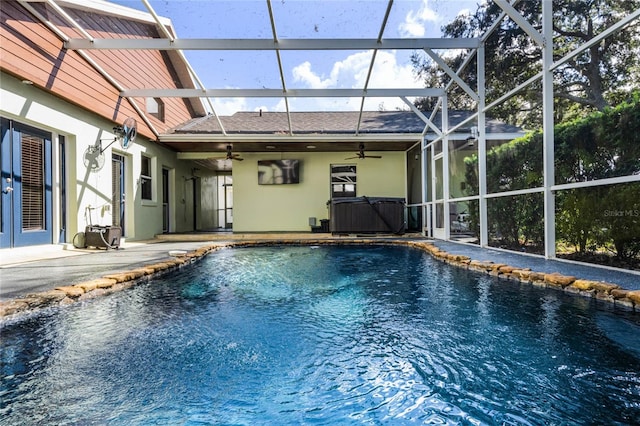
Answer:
1, 245, 639, 425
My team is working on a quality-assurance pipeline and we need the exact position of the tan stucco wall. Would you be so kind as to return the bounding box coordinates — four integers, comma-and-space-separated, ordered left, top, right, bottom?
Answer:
1, 72, 194, 242
232, 151, 406, 232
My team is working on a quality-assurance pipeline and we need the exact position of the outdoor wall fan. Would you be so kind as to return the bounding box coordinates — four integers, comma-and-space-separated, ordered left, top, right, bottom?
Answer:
83, 117, 137, 172
211, 145, 244, 161
345, 144, 382, 160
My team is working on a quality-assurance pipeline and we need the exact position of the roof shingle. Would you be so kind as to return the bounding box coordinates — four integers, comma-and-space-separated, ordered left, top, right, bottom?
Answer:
169, 110, 522, 135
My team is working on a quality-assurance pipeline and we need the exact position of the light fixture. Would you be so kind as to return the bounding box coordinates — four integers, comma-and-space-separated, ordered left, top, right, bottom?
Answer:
22, 79, 33, 85
465, 126, 479, 146
266, 145, 276, 149
306, 145, 316, 149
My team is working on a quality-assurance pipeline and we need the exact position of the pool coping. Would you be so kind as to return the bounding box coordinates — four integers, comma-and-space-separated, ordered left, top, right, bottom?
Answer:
1, 238, 639, 321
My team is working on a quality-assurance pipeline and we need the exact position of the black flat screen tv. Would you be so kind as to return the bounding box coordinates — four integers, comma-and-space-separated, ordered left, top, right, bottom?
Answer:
258, 159, 300, 185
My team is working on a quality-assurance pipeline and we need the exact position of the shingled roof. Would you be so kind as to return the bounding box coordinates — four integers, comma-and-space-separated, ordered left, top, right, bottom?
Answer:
169, 111, 523, 135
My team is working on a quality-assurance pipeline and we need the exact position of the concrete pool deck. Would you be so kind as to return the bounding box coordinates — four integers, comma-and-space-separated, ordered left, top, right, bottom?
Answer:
432, 241, 640, 291
1, 233, 639, 317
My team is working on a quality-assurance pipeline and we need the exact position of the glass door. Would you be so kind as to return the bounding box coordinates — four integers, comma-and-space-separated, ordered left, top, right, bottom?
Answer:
111, 153, 125, 234
217, 174, 233, 229
0, 119, 53, 248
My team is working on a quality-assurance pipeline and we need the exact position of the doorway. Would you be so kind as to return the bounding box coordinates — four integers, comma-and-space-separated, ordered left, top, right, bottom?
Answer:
162, 168, 170, 233
111, 153, 125, 234
0, 119, 53, 248
217, 174, 233, 229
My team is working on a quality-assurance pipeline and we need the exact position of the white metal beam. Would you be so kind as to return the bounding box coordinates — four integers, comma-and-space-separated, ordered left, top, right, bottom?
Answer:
120, 88, 445, 98
477, 44, 488, 247
550, 8, 640, 71
442, 95, 451, 240
484, 187, 544, 199
47, 0, 94, 41
484, 5, 639, 114
141, 0, 225, 134
356, 0, 394, 135
19, 0, 160, 138
400, 97, 442, 136
551, 174, 640, 192
426, 2, 520, 119
484, 73, 541, 112
542, 0, 555, 259
267, 0, 293, 135
421, 136, 428, 236
493, 0, 544, 47
424, 48, 479, 101
141, 0, 173, 41
65, 37, 481, 51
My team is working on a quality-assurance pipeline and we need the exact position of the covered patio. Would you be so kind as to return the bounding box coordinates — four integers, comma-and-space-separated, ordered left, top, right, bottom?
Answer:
3, 0, 639, 263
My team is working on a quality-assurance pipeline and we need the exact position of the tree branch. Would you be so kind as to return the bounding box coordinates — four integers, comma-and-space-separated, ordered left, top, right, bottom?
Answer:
554, 92, 597, 107
553, 24, 588, 40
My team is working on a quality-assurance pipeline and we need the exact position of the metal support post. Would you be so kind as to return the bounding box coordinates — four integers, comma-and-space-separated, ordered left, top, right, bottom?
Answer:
542, 0, 556, 258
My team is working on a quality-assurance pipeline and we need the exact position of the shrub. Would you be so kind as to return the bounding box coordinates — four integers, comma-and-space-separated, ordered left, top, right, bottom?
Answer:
463, 94, 639, 260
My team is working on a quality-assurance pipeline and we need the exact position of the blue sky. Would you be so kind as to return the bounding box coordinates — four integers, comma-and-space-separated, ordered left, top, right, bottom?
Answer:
109, 0, 478, 114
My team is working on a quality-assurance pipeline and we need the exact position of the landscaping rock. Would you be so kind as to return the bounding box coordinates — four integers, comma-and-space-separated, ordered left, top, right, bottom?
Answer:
571, 279, 619, 293
55, 286, 85, 298
627, 290, 640, 304
544, 273, 576, 287
78, 288, 108, 300
145, 262, 171, 272
103, 272, 137, 283
26, 290, 67, 306
0, 300, 29, 317
75, 280, 101, 292
611, 289, 630, 299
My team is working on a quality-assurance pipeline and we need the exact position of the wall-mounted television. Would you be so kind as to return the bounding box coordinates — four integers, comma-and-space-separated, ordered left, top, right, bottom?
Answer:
258, 159, 300, 185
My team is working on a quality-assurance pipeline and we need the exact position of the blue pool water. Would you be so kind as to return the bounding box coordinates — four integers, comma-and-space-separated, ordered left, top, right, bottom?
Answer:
1, 245, 639, 425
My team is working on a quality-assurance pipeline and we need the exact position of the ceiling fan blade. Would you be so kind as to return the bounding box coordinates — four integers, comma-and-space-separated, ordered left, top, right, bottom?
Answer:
364, 155, 382, 159
344, 155, 359, 160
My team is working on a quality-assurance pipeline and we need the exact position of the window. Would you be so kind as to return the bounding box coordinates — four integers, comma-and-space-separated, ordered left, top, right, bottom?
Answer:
331, 164, 356, 198
146, 97, 165, 122
141, 155, 152, 200
21, 134, 45, 230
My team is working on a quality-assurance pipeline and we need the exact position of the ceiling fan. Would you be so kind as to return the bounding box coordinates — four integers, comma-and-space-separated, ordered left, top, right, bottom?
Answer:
345, 143, 382, 160
211, 145, 243, 161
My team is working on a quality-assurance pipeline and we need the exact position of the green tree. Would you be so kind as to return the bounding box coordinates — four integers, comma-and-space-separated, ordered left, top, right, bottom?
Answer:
556, 188, 602, 253
464, 98, 640, 260
599, 183, 640, 259
413, 0, 640, 126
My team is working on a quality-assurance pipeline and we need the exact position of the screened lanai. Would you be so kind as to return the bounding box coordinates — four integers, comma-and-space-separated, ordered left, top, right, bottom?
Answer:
19, 0, 640, 264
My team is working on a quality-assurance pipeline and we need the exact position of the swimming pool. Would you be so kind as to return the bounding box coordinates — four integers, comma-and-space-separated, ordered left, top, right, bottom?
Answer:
1, 245, 639, 424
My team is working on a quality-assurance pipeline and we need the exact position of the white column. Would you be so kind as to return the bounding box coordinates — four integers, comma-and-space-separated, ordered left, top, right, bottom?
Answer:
431, 143, 437, 238
442, 95, 450, 240
542, 0, 556, 258
477, 44, 488, 247
421, 135, 428, 236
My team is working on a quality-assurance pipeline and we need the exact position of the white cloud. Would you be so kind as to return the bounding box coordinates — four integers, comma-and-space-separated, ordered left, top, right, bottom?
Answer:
398, 0, 440, 38
213, 48, 427, 114
292, 61, 332, 89
290, 50, 421, 111
292, 52, 373, 90
210, 97, 248, 116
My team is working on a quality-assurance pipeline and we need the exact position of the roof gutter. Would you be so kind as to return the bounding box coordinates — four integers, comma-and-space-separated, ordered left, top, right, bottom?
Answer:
160, 133, 424, 144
